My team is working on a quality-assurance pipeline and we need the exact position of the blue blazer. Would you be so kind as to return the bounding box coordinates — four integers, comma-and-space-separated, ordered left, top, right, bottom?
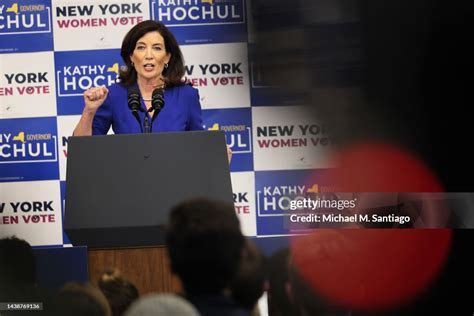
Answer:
92, 83, 204, 135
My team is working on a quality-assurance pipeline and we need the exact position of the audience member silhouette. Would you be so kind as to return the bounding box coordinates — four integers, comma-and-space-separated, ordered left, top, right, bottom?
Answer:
166, 198, 249, 315
124, 293, 199, 316
0, 236, 36, 290
97, 268, 139, 316
230, 239, 267, 315
0, 236, 51, 315
266, 247, 300, 316
52, 282, 111, 316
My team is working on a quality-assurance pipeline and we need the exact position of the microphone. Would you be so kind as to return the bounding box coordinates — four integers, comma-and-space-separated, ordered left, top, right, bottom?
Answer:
151, 88, 165, 112
127, 87, 143, 133
128, 88, 141, 112
149, 88, 165, 132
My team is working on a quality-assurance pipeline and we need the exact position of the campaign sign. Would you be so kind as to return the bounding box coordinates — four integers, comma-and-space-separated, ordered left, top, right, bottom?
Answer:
54, 49, 122, 115
182, 43, 250, 109
56, 115, 80, 181
252, 106, 336, 171
0, 0, 53, 53
52, 0, 149, 51
0, 52, 56, 119
255, 169, 333, 236
231, 171, 256, 236
0, 180, 63, 246
151, 0, 247, 44
202, 108, 252, 172
0, 117, 59, 182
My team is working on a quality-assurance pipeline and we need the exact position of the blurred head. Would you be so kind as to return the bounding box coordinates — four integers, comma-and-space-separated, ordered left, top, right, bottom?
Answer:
54, 282, 111, 316
230, 239, 267, 311
267, 247, 300, 316
125, 294, 199, 316
119, 20, 185, 87
0, 236, 36, 287
97, 268, 139, 316
166, 198, 245, 295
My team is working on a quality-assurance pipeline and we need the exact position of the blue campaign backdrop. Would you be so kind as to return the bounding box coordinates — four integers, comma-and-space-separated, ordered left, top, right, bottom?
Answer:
0, 0, 342, 246
55, 49, 123, 115
202, 108, 253, 172
0, 117, 59, 182
0, 0, 53, 53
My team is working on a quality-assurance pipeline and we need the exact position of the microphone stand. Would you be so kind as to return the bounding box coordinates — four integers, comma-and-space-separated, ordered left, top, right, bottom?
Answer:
129, 108, 142, 133
144, 115, 151, 133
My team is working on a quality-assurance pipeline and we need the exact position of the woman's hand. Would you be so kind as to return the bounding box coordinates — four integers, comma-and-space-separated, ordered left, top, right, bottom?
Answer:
83, 85, 109, 112
73, 85, 109, 136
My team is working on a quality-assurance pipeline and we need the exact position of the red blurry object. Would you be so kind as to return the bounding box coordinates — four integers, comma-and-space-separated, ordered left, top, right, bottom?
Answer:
291, 229, 452, 311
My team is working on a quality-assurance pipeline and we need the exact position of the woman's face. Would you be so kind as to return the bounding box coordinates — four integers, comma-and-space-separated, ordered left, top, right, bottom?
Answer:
130, 31, 171, 83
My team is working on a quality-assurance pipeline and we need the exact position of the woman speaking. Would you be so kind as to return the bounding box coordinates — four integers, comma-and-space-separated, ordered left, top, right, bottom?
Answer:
73, 20, 203, 136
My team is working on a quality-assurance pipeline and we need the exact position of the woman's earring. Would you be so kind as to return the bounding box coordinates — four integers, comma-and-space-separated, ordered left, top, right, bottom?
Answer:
164, 63, 168, 69
131, 61, 134, 66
